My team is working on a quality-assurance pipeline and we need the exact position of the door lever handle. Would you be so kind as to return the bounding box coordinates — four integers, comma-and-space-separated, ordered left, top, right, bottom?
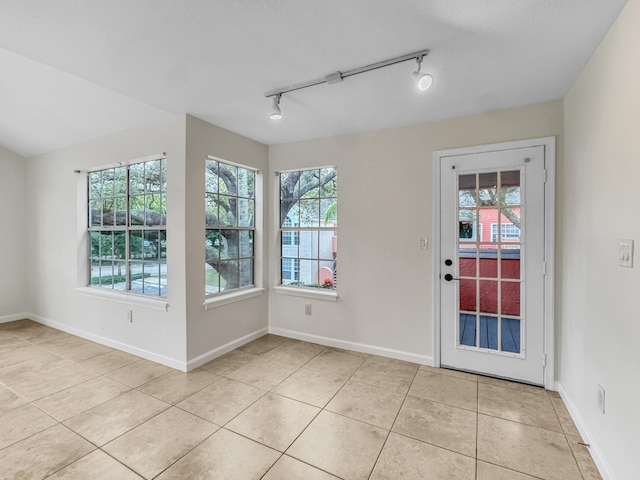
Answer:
444, 273, 459, 281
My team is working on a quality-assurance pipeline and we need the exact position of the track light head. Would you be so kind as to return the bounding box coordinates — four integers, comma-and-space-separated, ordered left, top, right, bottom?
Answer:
269, 94, 282, 120
413, 56, 433, 91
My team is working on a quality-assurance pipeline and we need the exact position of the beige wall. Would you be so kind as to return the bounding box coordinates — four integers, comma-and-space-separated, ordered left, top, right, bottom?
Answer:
184, 115, 269, 362
24, 116, 190, 366
268, 100, 563, 361
561, 0, 640, 477
0, 146, 27, 320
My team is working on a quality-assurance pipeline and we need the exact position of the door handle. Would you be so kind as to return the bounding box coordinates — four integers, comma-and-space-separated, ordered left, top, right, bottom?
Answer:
444, 273, 459, 281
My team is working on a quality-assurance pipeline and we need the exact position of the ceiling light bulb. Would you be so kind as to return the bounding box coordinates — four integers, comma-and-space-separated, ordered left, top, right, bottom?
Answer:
414, 72, 433, 91
269, 95, 282, 120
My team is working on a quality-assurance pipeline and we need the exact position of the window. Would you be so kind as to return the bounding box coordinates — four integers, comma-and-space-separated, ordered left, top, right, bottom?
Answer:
88, 156, 167, 297
281, 258, 299, 282
279, 167, 337, 289
281, 216, 299, 246
205, 157, 255, 295
491, 223, 520, 242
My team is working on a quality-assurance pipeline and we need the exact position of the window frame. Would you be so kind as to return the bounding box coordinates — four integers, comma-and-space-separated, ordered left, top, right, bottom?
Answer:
87, 154, 167, 298
278, 166, 337, 292
205, 155, 258, 298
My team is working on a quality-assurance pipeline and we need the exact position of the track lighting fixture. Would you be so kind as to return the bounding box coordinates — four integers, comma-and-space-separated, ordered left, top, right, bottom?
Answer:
269, 94, 282, 120
266, 48, 432, 119
413, 55, 433, 91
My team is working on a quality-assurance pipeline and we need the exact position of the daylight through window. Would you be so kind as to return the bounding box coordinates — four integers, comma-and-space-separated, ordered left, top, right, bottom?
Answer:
88, 156, 167, 297
279, 167, 337, 290
205, 157, 256, 295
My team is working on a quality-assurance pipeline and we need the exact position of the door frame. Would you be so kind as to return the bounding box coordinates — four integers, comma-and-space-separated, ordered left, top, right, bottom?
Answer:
432, 137, 556, 389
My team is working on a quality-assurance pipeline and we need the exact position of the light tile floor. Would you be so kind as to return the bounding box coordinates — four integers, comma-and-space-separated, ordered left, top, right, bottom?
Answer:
0, 319, 602, 480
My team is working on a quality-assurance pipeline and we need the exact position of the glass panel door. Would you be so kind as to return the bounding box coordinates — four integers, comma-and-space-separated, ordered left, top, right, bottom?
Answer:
457, 170, 522, 356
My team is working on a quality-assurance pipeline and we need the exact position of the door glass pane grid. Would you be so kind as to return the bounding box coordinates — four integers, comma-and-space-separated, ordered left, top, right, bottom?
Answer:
457, 170, 523, 356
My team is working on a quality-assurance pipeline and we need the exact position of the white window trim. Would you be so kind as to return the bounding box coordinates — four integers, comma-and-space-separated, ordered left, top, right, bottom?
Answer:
204, 156, 261, 299
75, 286, 169, 311
276, 167, 337, 291
203, 287, 265, 310
273, 285, 338, 302
83, 154, 168, 299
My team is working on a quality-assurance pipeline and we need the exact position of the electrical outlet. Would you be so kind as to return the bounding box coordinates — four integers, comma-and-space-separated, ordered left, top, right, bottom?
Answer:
127, 310, 133, 323
305, 304, 312, 315
597, 384, 606, 414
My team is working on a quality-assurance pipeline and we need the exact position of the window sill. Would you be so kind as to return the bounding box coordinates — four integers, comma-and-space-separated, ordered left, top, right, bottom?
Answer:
272, 286, 338, 302
204, 287, 265, 310
75, 287, 169, 311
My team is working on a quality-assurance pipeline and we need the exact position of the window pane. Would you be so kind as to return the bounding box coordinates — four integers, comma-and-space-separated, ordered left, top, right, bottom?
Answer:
129, 231, 143, 259
145, 194, 165, 226
220, 229, 239, 260
299, 199, 320, 227
218, 164, 237, 195
238, 198, 254, 227
501, 319, 521, 353
318, 260, 335, 289
299, 259, 318, 287
501, 246, 520, 279
459, 247, 476, 277
218, 195, 237, 226
237, 168, 254, 198
205, 160, 218, 193
300, 169, 320, 197
129, 163, 145, 195
320, 168, 337, 198
113, 231, 126, 260
500, 170, 520, 206
299, 231, 318, 259
479, 246, 497, 278
319, 230, 336, 261
501, 281, 520, 316
205, 193, 219, 226
479, 280, 498, 314
479, 316, 498, 350
114, 197, 127, 226
88, 171, 102, 200
280, 171, 300, 200
220, 260, 239, 291
459, 279, 476, 312
130, 195, 145, 225
206, 230, 221, 261
205, 264, 221, 295
239, 259, 253, 288
89, 201, 102, 227
239, 230, 253, 258
478, 172, 498, 206
459, 174, 477, 207
459, 314, 476, 347
321, 199, 337, 227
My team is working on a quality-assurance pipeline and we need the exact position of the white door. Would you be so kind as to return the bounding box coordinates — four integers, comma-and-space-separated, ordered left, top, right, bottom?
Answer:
439, 145, 547, 385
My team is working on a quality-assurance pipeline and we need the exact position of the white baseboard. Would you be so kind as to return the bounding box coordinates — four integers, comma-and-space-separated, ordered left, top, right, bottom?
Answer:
186, 328, 269, 371
268, 327, 433, 366
0, 312, 30, 324
28, 313, 189, 372
556, 382, 614, 480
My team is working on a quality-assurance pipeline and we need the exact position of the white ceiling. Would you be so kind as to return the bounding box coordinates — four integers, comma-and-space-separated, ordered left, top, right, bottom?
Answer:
0, 0, 628, 158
